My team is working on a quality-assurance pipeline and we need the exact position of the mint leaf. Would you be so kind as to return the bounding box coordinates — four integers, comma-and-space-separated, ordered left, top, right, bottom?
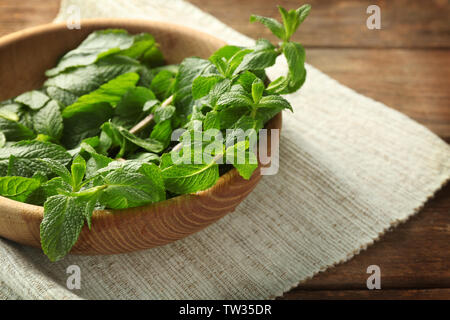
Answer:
0, 140, 71, 177
62, 102, 114, 148
203, 111, 220, 130
234, 40, 278, 74
174, 58, 217, 116
150, 69, 176, 100
0, 176, 41, 202
38, 158, 72, 185
161, 162, 219, 194
45, 29, 135, 76
44, 55, 141, 97
250, 15, 286, 40
33, 100, 63, 140
99, 168, 164, 209
216, 89, 253, 110
278, 5, 311, 41
266, 42, 306, 94
40, 194, 96, 261
154, 104, 176, 123
0, 115, 35, 141
71, 155, 86, 191
117, 125, 165, 153
62, 72, 139, 116
150, 120, 172, 148
46, 86, 78, 107
15, 90, 50, 110
0, 132, 5, 148
114, 86, 155, 127
192, 75, 224, 100
251, 78, 265, 104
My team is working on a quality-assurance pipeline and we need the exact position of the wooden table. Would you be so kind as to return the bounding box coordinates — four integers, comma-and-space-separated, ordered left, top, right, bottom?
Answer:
0, 0, 448, 300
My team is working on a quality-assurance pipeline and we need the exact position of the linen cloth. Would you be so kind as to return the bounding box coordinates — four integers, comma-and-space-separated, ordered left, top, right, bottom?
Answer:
0, 0, 449, 300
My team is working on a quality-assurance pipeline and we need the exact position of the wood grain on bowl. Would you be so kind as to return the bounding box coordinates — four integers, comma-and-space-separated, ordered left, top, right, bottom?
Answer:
0, 20, 282, 254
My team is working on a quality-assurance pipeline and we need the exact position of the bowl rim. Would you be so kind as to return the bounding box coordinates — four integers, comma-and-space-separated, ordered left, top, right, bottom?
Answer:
0, 19, 280, 222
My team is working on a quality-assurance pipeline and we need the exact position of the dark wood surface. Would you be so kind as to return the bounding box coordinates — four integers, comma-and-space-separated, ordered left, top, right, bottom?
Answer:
0, 0, 448, 300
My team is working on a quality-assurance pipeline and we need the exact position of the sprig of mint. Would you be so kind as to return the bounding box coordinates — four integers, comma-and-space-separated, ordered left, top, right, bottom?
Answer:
0, 4, 311, 261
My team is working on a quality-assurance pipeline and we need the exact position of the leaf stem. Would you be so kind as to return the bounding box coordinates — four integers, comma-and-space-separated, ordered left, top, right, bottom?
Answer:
129, 95, 173, 134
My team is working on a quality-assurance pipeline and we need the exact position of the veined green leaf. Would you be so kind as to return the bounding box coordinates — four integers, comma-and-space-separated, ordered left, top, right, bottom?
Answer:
40, 194, 97, 261
15, 90, 50, 110
161, 162, 219, 194
33, 100, 63, 140
0, 140, 71, 177
0, 176, 41, 202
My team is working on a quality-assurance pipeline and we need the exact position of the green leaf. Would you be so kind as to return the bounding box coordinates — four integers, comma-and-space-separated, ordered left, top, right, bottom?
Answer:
0, 140, 72, 177
251, 78, 265, 104
258, 95, 292, 111
225, 142, 258, 180
99, 168, 164, 209
0, 115, 36, 141
150, 70, 176, 100
233, 153, 258, 180
138, 163, 166, 202
45, 29, 136, 76
161, 162, 219, 194
40, 194, 96, 261
44, 55, 142, 97
116, 125, 165, 153
38, 158, 72, 185
114, 86, 155, 127
154, 104, 176, 123
33, 100, 63, 140
45, 86, 78, 107
62, 72, 139, 116
71, 155, 86, 191
85, 153, 113, 179
150, 120, 172, 148
234, 40, 278, 74
250, 15, 286, 40
0, 176, 41, 202
278, 5, 311, 41
15, 90, 50, 110
209, 45, 242, 67
61, 102, 114, 149
216, 90, 254, 110
266, 42, 306, 94
173, 58, 217, 116
192, 75, 224, 100
203, 111, 220, 130
0, 132, 5, 148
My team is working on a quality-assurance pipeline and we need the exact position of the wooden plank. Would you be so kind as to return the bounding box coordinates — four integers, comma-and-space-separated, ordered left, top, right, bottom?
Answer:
188, 0, 450, 48
307, 48, 450, 140
279, 288, 450, 300
1, 0, 449, 48
280, 185, 450, 298
0, 0, 60, 37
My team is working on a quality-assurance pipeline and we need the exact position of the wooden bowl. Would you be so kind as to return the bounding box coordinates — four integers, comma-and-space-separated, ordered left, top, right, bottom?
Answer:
0, 20, 281, 255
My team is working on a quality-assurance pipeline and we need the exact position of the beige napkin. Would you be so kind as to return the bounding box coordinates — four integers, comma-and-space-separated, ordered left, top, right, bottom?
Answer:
0, 0, 449, 300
